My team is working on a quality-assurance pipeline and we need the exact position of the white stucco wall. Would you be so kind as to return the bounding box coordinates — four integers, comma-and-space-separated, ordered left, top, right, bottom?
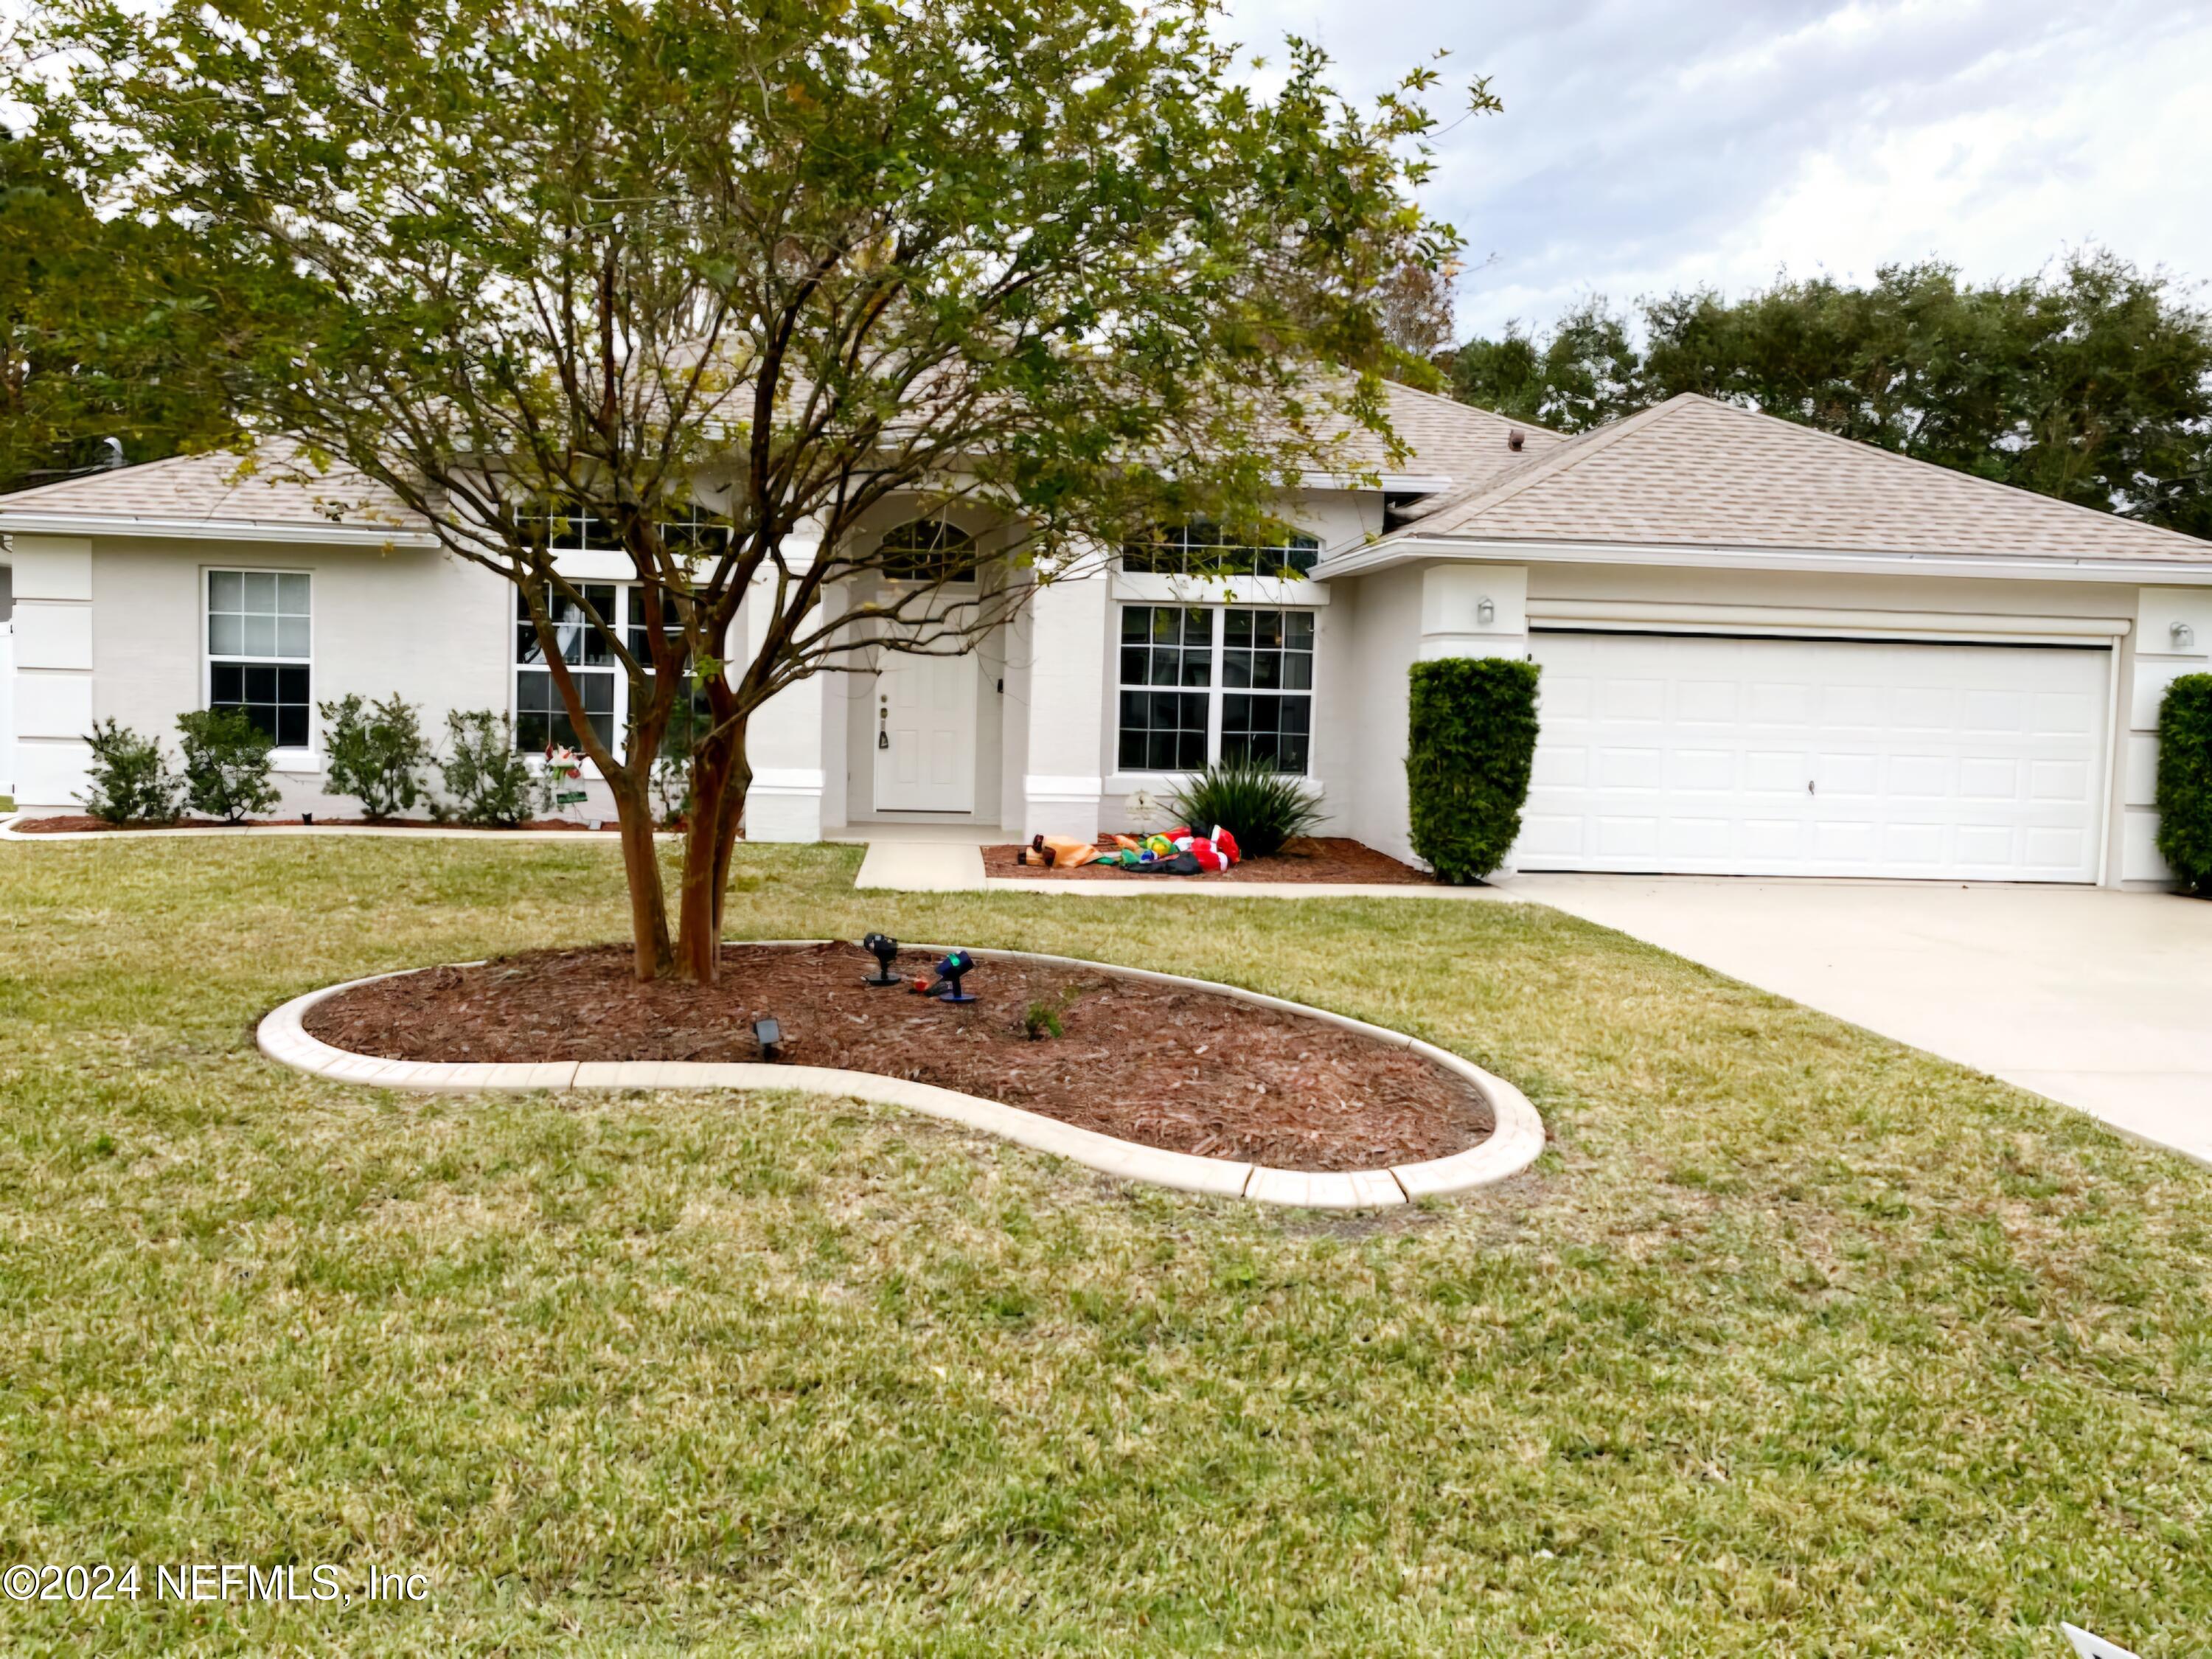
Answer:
2125, 585, 2212, 883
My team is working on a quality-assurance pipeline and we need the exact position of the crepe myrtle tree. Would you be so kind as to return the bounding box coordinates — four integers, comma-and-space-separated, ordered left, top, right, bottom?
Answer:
31, 0, 1480, 981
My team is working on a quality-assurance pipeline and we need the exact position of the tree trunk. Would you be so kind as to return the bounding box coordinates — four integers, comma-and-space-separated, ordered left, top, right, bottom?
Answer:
673, 720, 748, 984
709, 741, 752, 943
610, 772, 675, 981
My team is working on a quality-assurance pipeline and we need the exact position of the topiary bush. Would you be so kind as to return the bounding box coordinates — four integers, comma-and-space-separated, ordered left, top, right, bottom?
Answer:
321, 692, 431, 820
439, 710, 546, 827
1169, 756, 1326, 860
175, 707, 281, 822
1405, 655, 1541, 884
2155, 672, 2212, 895
78, 719, 184, 825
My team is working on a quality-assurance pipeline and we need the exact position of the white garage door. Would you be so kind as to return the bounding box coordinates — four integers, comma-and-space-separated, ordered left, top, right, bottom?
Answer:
1520, 631, 2110, 881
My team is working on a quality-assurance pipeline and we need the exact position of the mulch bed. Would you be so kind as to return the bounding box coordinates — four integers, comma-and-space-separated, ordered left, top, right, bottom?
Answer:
302, 941, 1491, 1172
10, 815, 616, 834
983, 835, 1436, 885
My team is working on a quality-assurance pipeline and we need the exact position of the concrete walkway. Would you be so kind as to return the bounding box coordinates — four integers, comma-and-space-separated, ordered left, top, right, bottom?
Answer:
1507, 874, 2212, 1166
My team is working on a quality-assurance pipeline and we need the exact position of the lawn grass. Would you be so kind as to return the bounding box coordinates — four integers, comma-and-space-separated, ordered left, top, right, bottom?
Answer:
1, 837, 2208, 1655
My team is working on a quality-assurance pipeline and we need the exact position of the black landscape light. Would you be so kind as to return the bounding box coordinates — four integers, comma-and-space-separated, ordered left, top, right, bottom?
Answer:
921, 949, 978, 1005
861, 932, 902, 987
753, 1017, 782, 1061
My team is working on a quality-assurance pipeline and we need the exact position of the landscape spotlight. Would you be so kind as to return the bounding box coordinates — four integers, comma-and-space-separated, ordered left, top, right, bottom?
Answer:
862, 932, 902, 987
921, 949, 978, 1004
753, 1016, 782, 1061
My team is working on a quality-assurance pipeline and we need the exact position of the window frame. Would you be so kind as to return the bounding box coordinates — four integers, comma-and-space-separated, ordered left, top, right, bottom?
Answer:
874, 517, 981, 587
202, 566, 315, 762
1114, 602, 1318, 779
511, 581, 716, 761
1119, 521, 1321, 580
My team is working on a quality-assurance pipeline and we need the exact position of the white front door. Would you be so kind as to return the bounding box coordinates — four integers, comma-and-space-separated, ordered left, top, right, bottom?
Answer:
874, 651, 977, 813
1520, 631, 2110, 881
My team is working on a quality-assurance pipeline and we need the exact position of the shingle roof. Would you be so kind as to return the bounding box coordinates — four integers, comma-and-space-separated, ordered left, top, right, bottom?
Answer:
0, 387, 1559, 538
1389, 392, 2212, 563
1354, 381, 1565, 492
0, 442, 425, 533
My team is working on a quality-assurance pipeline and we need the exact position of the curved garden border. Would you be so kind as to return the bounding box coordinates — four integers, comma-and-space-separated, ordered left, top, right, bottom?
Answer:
255, 942, 1547, 1210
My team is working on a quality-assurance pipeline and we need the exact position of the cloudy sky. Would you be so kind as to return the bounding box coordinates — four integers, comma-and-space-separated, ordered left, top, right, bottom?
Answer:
1226, 0, 2212, 344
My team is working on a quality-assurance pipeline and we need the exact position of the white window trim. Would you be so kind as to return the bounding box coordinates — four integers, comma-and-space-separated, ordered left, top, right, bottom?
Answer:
201, 565, 316, 773
1114, 601, 1319, 779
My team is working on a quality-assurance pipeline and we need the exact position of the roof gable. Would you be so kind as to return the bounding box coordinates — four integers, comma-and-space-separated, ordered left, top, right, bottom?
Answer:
1395, 393, 2212, 564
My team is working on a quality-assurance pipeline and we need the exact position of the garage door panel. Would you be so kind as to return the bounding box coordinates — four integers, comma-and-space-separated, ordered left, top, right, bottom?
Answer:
1596, 816, 1660, 856
1817, 753, 1880, 796
2034, 692, 2096, 736
1887, 754, 1950, 797
1882, 823, 1946, 865
1822, 684, 1882, 726
1961, 690, 2026, 732
1676, 681, 1739, 723
1663, 817, 1733, 858
2030, 759, 2091, 802
1958, 757, 2020, 799
1748, 681, 1813, 724
1523, 633, 2107, 882
1517, 814, 1585, 856
1596, 746, 1663, 788
1529, 744, 1587, 787
1599, 678, 1665, 720
1745, 749, 1809, 792
1672, 748, 1736, 791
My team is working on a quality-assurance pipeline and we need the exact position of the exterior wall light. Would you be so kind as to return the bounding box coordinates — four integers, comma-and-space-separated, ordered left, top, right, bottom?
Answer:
1476, 597, 1497, 627
2174, 619, 2198, 650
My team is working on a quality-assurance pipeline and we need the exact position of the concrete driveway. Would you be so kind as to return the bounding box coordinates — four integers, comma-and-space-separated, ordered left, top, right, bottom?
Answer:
1504, 874, 2212, 1166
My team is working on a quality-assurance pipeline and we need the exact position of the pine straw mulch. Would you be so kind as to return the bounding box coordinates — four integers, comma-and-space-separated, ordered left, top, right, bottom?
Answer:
301, 940, 1492, 1172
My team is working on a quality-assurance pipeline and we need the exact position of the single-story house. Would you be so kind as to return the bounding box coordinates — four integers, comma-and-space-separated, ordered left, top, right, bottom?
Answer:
2, 387, 2208, 885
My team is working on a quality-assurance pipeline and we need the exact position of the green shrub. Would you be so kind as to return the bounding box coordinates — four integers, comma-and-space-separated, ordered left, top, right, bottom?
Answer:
321, 692, 431, 820
1169, 756, 1326, 860
439, 710, 546, 827
2155, 672, 2212, 895
175, 708, 281, 822
78, 719, 183, 825
1405, 655, 1541, 884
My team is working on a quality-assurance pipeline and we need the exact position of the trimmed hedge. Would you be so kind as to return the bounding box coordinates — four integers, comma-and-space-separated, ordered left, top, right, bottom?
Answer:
2155, 672, 2212, 895
1405, 655, 1541, 884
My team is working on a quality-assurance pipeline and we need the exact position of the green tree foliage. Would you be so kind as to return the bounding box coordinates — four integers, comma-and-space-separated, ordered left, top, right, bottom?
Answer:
1448, 254, 2212, 535
2155, 674, 2212, 896
1405, 656, 1540, 885
31, 0, 1458, 981
1450, 296, 1642, 432
0, 127, 235, 493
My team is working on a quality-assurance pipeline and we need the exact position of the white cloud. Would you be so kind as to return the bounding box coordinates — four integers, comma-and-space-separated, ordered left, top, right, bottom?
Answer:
1222, 0, 2212, 338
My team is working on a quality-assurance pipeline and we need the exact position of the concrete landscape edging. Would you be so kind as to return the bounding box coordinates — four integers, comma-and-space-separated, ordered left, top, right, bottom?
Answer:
255, 941, 1547, 1209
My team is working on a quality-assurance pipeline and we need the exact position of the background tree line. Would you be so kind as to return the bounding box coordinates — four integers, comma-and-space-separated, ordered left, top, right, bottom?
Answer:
0, 128, 237, 491
1431, 252, 2212, 537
